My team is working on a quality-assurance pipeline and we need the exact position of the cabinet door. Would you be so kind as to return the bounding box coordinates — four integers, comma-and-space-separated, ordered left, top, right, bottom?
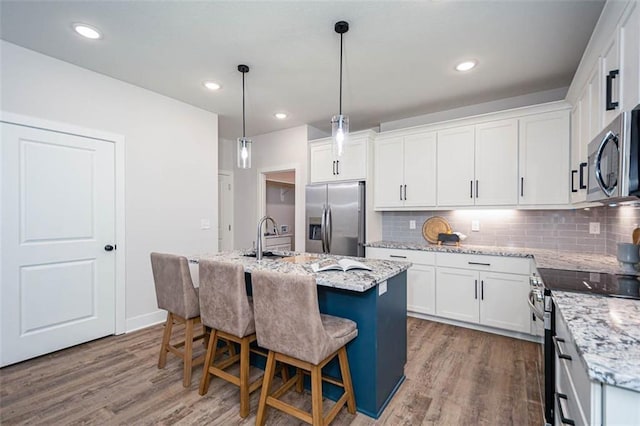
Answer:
437, 126, 475, 206
519, 110, 570, 205
479, 272, 530, 333
570, 103, 587, 203
336, 137, 367, 181
587, 61, 603, 141
404, 132, 436, 207
602, 33, 620, 127
374, 137, 405, 208
435, 267, 479, 323
620, 1, 640, 112
309, 142, 335, 183
407, 264, 435, 315
475, 119, 518, 206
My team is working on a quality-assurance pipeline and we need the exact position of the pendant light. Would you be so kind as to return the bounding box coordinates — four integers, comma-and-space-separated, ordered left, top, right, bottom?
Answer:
237, 64, 252, 169
331, 20, 349, 157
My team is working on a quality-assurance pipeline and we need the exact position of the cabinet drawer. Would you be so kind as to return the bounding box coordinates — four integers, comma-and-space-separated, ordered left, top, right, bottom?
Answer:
435, 252, 531, 275
556, 358, 588, 426
555, 307, 592, 420
366, 247, 435, 265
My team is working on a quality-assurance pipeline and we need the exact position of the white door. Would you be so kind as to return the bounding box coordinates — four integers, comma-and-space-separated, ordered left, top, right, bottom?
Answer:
336, 137, 367, 181
373, 136, 404, 208
435, 267, 479, 323
218, 172, 233, 251
475, 119, 518, 206
479, 272, 531, 333
437, 126, 475, 206
403, 132, 437, 207
1, 123, 116, 367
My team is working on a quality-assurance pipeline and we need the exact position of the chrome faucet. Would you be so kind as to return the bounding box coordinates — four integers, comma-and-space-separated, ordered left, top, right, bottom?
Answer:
256, 215, 279, 260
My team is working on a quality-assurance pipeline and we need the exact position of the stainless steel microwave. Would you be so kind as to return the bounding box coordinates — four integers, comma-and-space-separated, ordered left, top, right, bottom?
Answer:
587, 105, 640, 203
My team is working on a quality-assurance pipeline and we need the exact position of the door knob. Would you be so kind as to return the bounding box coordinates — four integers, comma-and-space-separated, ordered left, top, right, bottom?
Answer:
104, 244, 115, 251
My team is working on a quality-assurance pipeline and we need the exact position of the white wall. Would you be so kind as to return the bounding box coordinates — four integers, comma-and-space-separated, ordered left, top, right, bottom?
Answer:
266, 181, 296, 245
218, 137, 235, 172
234, 125, 308, 250
1, 41, 219, 331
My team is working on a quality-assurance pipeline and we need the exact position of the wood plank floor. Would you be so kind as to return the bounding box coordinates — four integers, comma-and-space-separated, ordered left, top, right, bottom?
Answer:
0, 317, 544, 425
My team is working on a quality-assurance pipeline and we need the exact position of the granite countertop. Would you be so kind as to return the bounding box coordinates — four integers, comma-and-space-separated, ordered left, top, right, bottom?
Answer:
189, 250, 411, 293
553, 292, 640, 393
367, 240, 640, 393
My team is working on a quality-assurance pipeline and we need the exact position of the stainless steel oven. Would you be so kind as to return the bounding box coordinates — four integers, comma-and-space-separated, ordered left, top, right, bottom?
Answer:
587, 105, 640, 203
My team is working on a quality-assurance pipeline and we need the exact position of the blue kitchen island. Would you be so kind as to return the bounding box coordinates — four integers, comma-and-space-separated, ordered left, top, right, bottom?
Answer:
191, 251, 410, 419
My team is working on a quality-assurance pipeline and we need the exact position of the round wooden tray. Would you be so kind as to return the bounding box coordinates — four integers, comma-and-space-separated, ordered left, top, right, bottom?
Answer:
422, 216, 452, 243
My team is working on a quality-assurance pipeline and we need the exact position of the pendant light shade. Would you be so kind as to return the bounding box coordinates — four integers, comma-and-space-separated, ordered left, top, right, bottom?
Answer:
332, 21, 349, 157
237, 64, 252, 169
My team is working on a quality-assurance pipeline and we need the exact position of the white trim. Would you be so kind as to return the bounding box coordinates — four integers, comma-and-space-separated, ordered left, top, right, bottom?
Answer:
126, 309, 167, 333
218, 169, 234, 251
257, 163, 304, 251
408, 311, 543, 344
0, 111, 127, 335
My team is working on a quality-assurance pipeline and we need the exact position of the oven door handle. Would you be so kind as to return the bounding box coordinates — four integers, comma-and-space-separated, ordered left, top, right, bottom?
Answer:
528, 290, 544, 320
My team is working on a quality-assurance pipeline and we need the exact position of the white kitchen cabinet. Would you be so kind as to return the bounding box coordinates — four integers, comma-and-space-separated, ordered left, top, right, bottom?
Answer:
602, 31, 621, 127
374, 131, 436, 209
435, 267, 479, 323
570, 102, 588, 203
437, 120, 517, 207
620, 1, 640, 112
475, 119, 519, 205
479, 272, 530, 333
437, 126, 475, 206
518, 110, 570, 206
309, 136, 367, 183
366, 247, 436, 316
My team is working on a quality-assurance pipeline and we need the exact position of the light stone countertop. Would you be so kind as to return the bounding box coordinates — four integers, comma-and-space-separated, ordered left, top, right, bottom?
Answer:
189, 250, 411, 293
366, 240, 640, 393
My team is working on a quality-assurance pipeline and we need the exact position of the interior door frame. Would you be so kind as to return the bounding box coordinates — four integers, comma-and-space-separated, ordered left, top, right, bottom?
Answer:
218, 169, 234, 251
0, 111, 126, 335
256, 163, 304, 251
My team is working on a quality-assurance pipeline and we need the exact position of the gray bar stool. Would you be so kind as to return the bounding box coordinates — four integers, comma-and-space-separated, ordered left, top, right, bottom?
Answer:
251, 270, 357, 426
150, 252, 206, 387
198, 260, 265, 418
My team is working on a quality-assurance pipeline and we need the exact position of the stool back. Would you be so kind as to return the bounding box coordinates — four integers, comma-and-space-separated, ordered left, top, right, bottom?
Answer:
150, 252, 200, 319
199, 260, 255, 338
251, 270, 330, 364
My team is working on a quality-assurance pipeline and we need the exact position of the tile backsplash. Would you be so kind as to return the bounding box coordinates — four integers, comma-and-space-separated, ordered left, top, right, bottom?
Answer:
381, 206, 640, 256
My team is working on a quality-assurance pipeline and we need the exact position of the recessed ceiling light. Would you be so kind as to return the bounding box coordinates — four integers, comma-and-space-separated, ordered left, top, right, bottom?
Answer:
73, 23, 102, 40
455, 60, 477, 72
274, 112, 288, 120
203, 81, 221, 91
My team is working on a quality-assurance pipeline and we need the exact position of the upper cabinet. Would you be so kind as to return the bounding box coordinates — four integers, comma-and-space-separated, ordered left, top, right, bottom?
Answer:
437, 120, 518, 207
309, 133, 369, 183
620, 1, 640, 112
374, 131, 436, 209
518, 110, 570, 206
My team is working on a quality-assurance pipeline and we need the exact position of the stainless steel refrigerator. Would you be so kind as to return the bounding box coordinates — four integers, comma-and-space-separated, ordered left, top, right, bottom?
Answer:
305, 181, 365, 257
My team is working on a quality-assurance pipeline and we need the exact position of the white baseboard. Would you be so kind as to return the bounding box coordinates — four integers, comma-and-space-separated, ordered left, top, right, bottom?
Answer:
126, 310, 167, 333
408, 312, 543, 344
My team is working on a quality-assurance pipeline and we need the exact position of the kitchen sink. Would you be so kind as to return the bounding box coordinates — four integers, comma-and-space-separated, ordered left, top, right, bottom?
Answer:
242, 251, 289, 260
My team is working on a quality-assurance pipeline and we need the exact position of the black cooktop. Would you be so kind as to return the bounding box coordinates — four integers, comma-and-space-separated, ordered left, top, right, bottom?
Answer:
537, 268, 640, 300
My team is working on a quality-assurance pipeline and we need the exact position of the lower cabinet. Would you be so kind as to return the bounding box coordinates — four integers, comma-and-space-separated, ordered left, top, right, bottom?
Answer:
407, 264, 435, 315
435, 268, 531, 334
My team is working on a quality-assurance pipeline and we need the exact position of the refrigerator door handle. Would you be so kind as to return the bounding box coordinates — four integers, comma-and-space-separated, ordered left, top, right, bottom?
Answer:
320, 206, 327, 253
326, 206, 333, 253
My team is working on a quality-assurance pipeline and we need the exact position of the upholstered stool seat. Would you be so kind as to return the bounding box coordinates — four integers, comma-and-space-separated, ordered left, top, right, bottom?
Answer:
198, 260, 264, 418
150, 252, 207, 388
252, 270, 357, 426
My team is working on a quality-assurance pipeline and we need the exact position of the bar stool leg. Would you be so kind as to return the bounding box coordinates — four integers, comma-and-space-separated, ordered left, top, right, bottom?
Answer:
311, 364, 323, 426
256, 351, 276, 426
158, 312, 173, 369
183, 318, 195, 387
295, 368, 304, 393
239, 335, 251, 418
198, 329, 218, 395
338, 347, 356, 414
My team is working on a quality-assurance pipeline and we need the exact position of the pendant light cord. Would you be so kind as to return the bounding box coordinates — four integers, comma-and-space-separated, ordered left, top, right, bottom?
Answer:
339, 32, 343, 115
242, 71, 246, 138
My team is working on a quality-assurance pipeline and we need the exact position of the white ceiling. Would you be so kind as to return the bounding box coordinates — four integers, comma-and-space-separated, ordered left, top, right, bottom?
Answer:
0, 1, 604, 140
